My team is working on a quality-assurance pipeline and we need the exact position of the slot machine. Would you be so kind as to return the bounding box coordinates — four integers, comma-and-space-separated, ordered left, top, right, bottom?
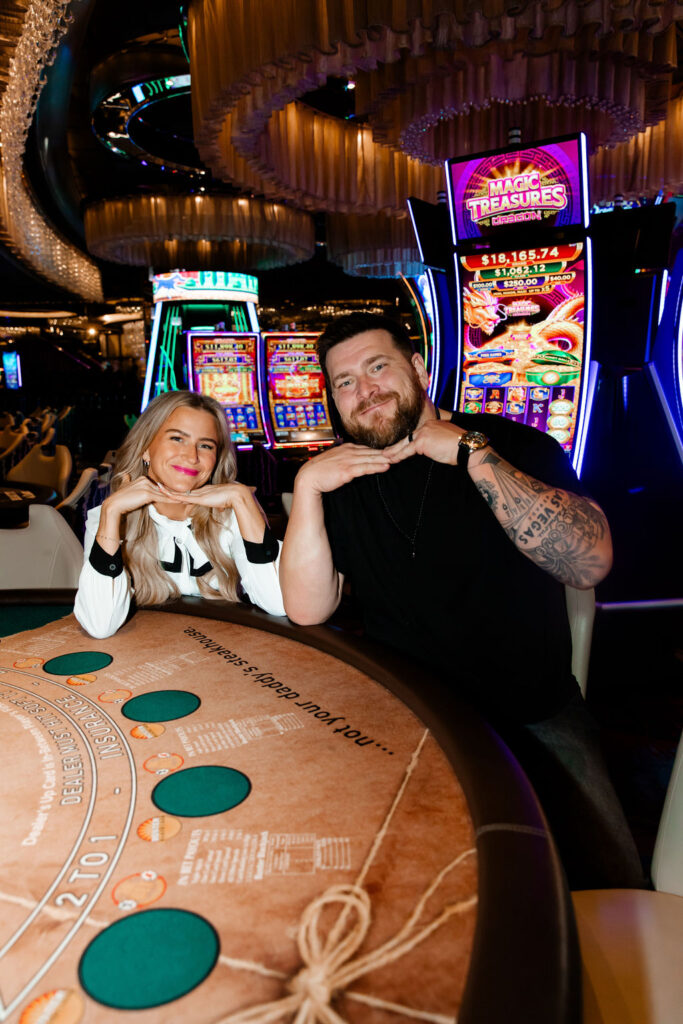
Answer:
2, 350, 23, 391
141, 271, 268, 449
400, 272, 440, 405
407, 196, 459, 408
445, 134, 594, 474
187, 331, 268, 449
262, 332, 335, 450
646, 247, 683, 466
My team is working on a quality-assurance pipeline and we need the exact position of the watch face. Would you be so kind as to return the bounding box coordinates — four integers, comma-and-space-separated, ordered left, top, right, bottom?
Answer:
462, 431, 488, 450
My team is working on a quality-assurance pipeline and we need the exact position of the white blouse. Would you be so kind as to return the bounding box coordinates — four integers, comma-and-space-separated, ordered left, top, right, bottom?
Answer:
74, 503, 285, 638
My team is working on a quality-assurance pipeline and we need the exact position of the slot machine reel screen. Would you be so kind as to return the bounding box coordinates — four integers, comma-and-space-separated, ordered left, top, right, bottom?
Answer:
459, 244, 586, 452
264, 333, 335, 447
188, 332, 266, 446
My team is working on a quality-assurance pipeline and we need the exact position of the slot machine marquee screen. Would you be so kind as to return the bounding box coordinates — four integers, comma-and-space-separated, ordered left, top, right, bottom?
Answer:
458, 243, 586, 453
188, 332, 266, 446
264, 333, 335, 446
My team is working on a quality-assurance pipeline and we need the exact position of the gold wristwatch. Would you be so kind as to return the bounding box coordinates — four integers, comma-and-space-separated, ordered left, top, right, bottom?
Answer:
457, 430, 489, 470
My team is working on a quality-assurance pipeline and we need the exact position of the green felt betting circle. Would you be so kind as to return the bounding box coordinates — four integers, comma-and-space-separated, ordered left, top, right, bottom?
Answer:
43, 651, 113, 675
79, 908, 219, 1009
153, 765, 251, 817
121, 689, 201, 723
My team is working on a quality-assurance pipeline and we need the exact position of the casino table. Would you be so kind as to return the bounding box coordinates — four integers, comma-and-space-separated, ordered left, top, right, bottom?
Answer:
0, 591, 580, 1024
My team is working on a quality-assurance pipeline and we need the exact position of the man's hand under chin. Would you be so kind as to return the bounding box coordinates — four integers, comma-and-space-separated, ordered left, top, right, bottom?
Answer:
384, 417, 463, 466
298, 442, 392, 496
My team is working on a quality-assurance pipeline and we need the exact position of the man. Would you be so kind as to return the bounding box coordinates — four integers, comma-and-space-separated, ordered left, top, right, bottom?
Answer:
280, 312, 643, 889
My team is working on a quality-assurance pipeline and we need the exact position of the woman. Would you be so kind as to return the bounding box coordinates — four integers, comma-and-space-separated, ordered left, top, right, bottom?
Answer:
75, 390, 285, 637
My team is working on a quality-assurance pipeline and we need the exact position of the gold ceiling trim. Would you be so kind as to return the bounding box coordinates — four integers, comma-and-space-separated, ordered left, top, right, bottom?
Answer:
84, 194, 316, 272
0, 0, 103, 301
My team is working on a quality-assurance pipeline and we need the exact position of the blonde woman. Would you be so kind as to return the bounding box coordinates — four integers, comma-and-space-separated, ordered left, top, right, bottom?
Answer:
75, 391, 285, 638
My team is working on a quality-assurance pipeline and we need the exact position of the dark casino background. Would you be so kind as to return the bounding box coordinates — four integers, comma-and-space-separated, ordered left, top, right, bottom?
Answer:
0, 5, 682, 1018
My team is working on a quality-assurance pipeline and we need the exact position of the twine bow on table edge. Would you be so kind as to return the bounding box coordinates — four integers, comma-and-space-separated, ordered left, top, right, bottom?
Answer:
213, 729, 478, 1024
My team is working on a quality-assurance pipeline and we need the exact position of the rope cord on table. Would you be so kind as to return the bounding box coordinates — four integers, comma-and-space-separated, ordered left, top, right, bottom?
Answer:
213, 728, 477, 1024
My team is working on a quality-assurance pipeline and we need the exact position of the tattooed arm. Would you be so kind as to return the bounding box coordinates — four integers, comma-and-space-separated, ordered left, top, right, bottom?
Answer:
384, 413, 613, 589
467, 447, 612, 588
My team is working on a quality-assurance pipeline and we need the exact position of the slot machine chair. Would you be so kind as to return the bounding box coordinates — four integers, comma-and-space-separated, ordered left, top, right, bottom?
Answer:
57, 467, 99, 542
7, 441, 72, 500
57, 467, 99, 513
0, 422, 19, 450
281, 491, 293, 518
565, 585, 596, 698
0, 422, 29, 471
0, 504, 84, 589
571, 727, 683, 1023
40, 410, 56, 436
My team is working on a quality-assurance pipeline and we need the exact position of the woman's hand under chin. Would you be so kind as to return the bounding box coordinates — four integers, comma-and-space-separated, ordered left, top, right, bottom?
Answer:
157, 481, 252, 510
158, 481, 267, 544
104, 473, 166, 517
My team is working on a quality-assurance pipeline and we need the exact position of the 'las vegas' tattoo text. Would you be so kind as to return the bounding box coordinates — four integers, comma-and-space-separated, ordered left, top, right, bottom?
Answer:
474, 451, 610, 587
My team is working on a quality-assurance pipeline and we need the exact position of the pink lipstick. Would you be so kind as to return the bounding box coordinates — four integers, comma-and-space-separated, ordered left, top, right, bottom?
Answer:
171, 465, 199, 476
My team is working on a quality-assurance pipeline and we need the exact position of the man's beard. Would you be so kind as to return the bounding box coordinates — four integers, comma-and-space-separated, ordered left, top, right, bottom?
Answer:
342, 373, 426, 449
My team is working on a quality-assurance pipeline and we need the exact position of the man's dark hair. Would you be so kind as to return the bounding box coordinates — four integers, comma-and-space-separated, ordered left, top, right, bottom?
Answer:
317, 313, 415, 378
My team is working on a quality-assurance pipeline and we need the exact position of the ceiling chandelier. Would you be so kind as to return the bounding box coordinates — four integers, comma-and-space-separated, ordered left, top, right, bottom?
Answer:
327, 211, 423, 278
0, 0, 103, 301
189, 0, 683, 219
84, 194, 315, 271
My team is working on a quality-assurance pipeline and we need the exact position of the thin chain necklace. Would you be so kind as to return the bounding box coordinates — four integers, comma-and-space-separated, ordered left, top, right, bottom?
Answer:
375, 408, 440, 559
376, 460, 434, 559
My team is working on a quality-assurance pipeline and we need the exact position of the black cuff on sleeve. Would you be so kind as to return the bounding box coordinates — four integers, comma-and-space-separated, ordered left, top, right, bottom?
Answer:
243, 525, 279, 564
89, 539, 124, 577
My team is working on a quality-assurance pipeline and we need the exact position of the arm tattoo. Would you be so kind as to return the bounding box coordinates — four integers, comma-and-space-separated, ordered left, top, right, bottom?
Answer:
474, 478, 499, 512
476, 450, 608, 587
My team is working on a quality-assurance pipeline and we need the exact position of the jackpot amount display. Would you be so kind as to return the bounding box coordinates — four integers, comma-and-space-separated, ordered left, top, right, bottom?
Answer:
459, 243, 585, 450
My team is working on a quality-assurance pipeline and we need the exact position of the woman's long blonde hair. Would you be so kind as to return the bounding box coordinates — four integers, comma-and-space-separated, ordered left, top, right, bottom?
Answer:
112, 390, 241, 607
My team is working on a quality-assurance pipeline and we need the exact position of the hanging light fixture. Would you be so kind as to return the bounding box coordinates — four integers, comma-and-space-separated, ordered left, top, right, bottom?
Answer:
84, 194, 315, 271
0, 0, 103, 300
327, 211, 423, 278
189, 0, 681, 211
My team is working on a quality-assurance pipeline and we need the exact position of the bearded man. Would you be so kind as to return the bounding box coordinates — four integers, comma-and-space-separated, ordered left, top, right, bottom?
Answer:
280, 312, 643, 890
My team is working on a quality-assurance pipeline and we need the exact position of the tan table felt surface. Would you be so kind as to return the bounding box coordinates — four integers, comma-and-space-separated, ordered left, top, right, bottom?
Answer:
0, 610, 476, 1024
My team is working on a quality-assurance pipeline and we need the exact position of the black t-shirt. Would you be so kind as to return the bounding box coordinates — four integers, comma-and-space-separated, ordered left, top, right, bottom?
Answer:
323, 412, 588, 724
